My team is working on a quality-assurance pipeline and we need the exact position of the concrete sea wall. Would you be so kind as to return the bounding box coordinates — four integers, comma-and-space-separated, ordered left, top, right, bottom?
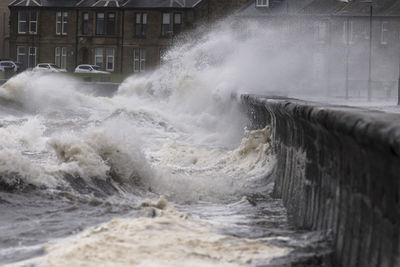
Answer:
79, 82, 119, 97
241, 95, 400, 267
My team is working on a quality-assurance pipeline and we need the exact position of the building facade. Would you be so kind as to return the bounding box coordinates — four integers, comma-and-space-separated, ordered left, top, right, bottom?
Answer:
0, 1, 10, 59
8, 0, 250, 73
237, 0, 400, 99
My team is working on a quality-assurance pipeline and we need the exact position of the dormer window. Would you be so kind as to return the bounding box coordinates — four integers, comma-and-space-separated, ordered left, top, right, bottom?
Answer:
256, 0, 268, 7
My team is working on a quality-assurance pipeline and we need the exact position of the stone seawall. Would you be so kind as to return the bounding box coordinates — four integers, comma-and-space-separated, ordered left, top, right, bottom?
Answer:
79, 82, 119, 97
241, 95, 400, 267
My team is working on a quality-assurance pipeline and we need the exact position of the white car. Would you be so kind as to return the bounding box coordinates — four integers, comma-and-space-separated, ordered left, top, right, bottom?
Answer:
0, 61, 18, 72
74, 64, 110, 74
33, 63, 66, 73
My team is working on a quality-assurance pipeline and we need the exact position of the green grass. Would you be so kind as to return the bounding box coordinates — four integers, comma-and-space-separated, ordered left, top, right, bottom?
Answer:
0, 71, 15, 80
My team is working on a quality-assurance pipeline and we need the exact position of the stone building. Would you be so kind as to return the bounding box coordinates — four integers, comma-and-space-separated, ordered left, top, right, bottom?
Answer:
0, 0, 10, 59
8, 0, 250, 73
237, 0, 400, 99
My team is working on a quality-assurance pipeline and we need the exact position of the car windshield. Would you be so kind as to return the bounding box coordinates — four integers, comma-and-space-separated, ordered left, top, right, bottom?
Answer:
92, 66, 101, 71
50, 64, 61, 69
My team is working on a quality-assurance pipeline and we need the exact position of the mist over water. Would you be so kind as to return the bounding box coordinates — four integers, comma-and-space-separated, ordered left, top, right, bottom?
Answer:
0, 19, 331, 266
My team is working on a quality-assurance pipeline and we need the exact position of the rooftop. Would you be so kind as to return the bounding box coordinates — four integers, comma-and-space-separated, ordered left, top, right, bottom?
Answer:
8, 0, 202, 8
237, 0, 400, 17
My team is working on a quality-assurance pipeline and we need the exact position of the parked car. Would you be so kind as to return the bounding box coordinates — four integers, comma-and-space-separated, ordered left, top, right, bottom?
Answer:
14, 62, 24, 72
0, 61, 18, 72
74, 64, 110, 74
33, 63, 67, 73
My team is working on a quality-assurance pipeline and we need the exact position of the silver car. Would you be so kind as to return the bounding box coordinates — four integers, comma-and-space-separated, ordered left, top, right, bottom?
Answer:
33, 63, 67, 73
74, 64, 110, 74
0, 61, 18, 72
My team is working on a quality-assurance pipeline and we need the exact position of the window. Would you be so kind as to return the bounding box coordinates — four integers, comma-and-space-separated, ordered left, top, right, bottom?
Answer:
95, 48, 103, 67
0, 62, 12, 67
173, 13, 181, 35
343, 20, 354, 44
133, 48, 146, 72
82, 12, 88, 35
363, 24, 370, 40
17, 46, 26, 65
29, 11, 37, 33
28, 47, 36, 68
107, 13, 115, 35
315, 21, 328, 43
56, 12, 62, 34
55, 47, 67, 69
135, 13, 147, 37
18, 11, 37, 34
56, 12, 68, 35
281, 22, 290, 43
312, 52, 325, 83
96, 12, 105, 35
381, 21, 389, 45
256, 0, 268, 7
106, 48, 114, 71
159, 47, 167, 64
62, 12, 68, 34
61, 47, 67, 69
55, 47, 60, 67
18, 11, 27, 33
161, 13, 170, 37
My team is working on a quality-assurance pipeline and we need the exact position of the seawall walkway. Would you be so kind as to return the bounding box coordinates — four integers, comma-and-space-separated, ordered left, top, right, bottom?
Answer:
242, 95, 400, 267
